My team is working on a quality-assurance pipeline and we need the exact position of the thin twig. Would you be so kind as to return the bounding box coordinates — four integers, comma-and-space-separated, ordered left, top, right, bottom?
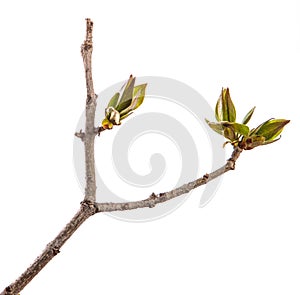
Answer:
81, 18, 97, 203
95, 146, 242, 212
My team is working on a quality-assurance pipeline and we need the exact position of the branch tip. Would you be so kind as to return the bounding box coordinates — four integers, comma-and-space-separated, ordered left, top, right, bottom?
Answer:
84, 18, 93, 45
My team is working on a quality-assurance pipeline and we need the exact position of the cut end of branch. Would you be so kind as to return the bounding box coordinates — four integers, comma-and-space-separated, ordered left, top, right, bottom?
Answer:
81, 17, 96, 105
81, 18, 94, 55
85, 18, 93, 45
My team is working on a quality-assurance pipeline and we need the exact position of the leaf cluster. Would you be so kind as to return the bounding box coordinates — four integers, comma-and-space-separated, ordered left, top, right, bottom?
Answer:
100, 78, 289, 150
206, 88, 290, 150
102, 75, 147, 129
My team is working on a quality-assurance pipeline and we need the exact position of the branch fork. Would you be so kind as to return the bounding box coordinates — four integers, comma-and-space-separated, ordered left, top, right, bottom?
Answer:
1, 19, 245, 295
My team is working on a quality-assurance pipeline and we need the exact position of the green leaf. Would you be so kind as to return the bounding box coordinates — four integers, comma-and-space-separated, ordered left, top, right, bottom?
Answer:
120, 111, 133, 120
242, 106, 256, 124
223, 126, 236, 141
206, 119, 224, 136
222, 122, 249, 136
101, 76, 147, 129
263, 136, 282, 146
120, 83, 147, 116
240, 135, 266, 150
253, 119, 290, 141
132, 83, 147, 110
206, 120, 249, 141
215, 88, 236, 122
233, 123, 249, 136
116, 75, 136, 112
107, 92, 120, 108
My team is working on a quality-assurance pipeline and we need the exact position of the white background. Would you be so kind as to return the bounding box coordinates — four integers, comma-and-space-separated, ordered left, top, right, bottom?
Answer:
0, 0, 300, 294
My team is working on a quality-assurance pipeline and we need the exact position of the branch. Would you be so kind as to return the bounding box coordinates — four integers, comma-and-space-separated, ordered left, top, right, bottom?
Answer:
0, 18, 98, 295
1, 146, 242, 295
95, 146, 242, 212
0, 19, 244, 295
6, 144, 241, 295
1, 204, 96, 295
81, 18, 97, 203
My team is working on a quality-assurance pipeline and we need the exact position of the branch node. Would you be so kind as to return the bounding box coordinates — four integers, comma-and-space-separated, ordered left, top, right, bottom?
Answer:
80, 200, 97, 213
75, 129, 85, 141
157, 192, 166, 201
121, 203, 130, 210
86, 95, 92, 104
148, 193, 158, 208
95, 126, 105, 136
149, 192, 157, 199
4, 286, 12, 295
52, 246, 60, 256
226, 159, 235, 170
203, 173, 209, 183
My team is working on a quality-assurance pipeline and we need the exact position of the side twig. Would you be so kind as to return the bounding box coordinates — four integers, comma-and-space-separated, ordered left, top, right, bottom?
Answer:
95, 146, 242, 212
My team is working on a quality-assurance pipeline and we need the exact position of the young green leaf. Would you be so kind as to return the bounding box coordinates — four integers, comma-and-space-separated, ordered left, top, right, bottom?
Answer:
107, 92, 120, 108
205, 119, 224, 136
233, 123, 250, 136
223, 126, 236, 141
120, 111, 133, 121
240, 135, 266, 150
215, 88, 236, 122
120, 83, 147, 117
132, 83, 147, 110
206, 120, 249, 141
242, 106, 256, 124
116, 75, 136, 112
101, 76, 147, 129
222, 122, 250, 137
253, 119, 290, 141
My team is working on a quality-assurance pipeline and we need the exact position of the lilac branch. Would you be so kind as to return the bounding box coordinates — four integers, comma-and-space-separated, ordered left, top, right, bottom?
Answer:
0, 19, 244, 295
